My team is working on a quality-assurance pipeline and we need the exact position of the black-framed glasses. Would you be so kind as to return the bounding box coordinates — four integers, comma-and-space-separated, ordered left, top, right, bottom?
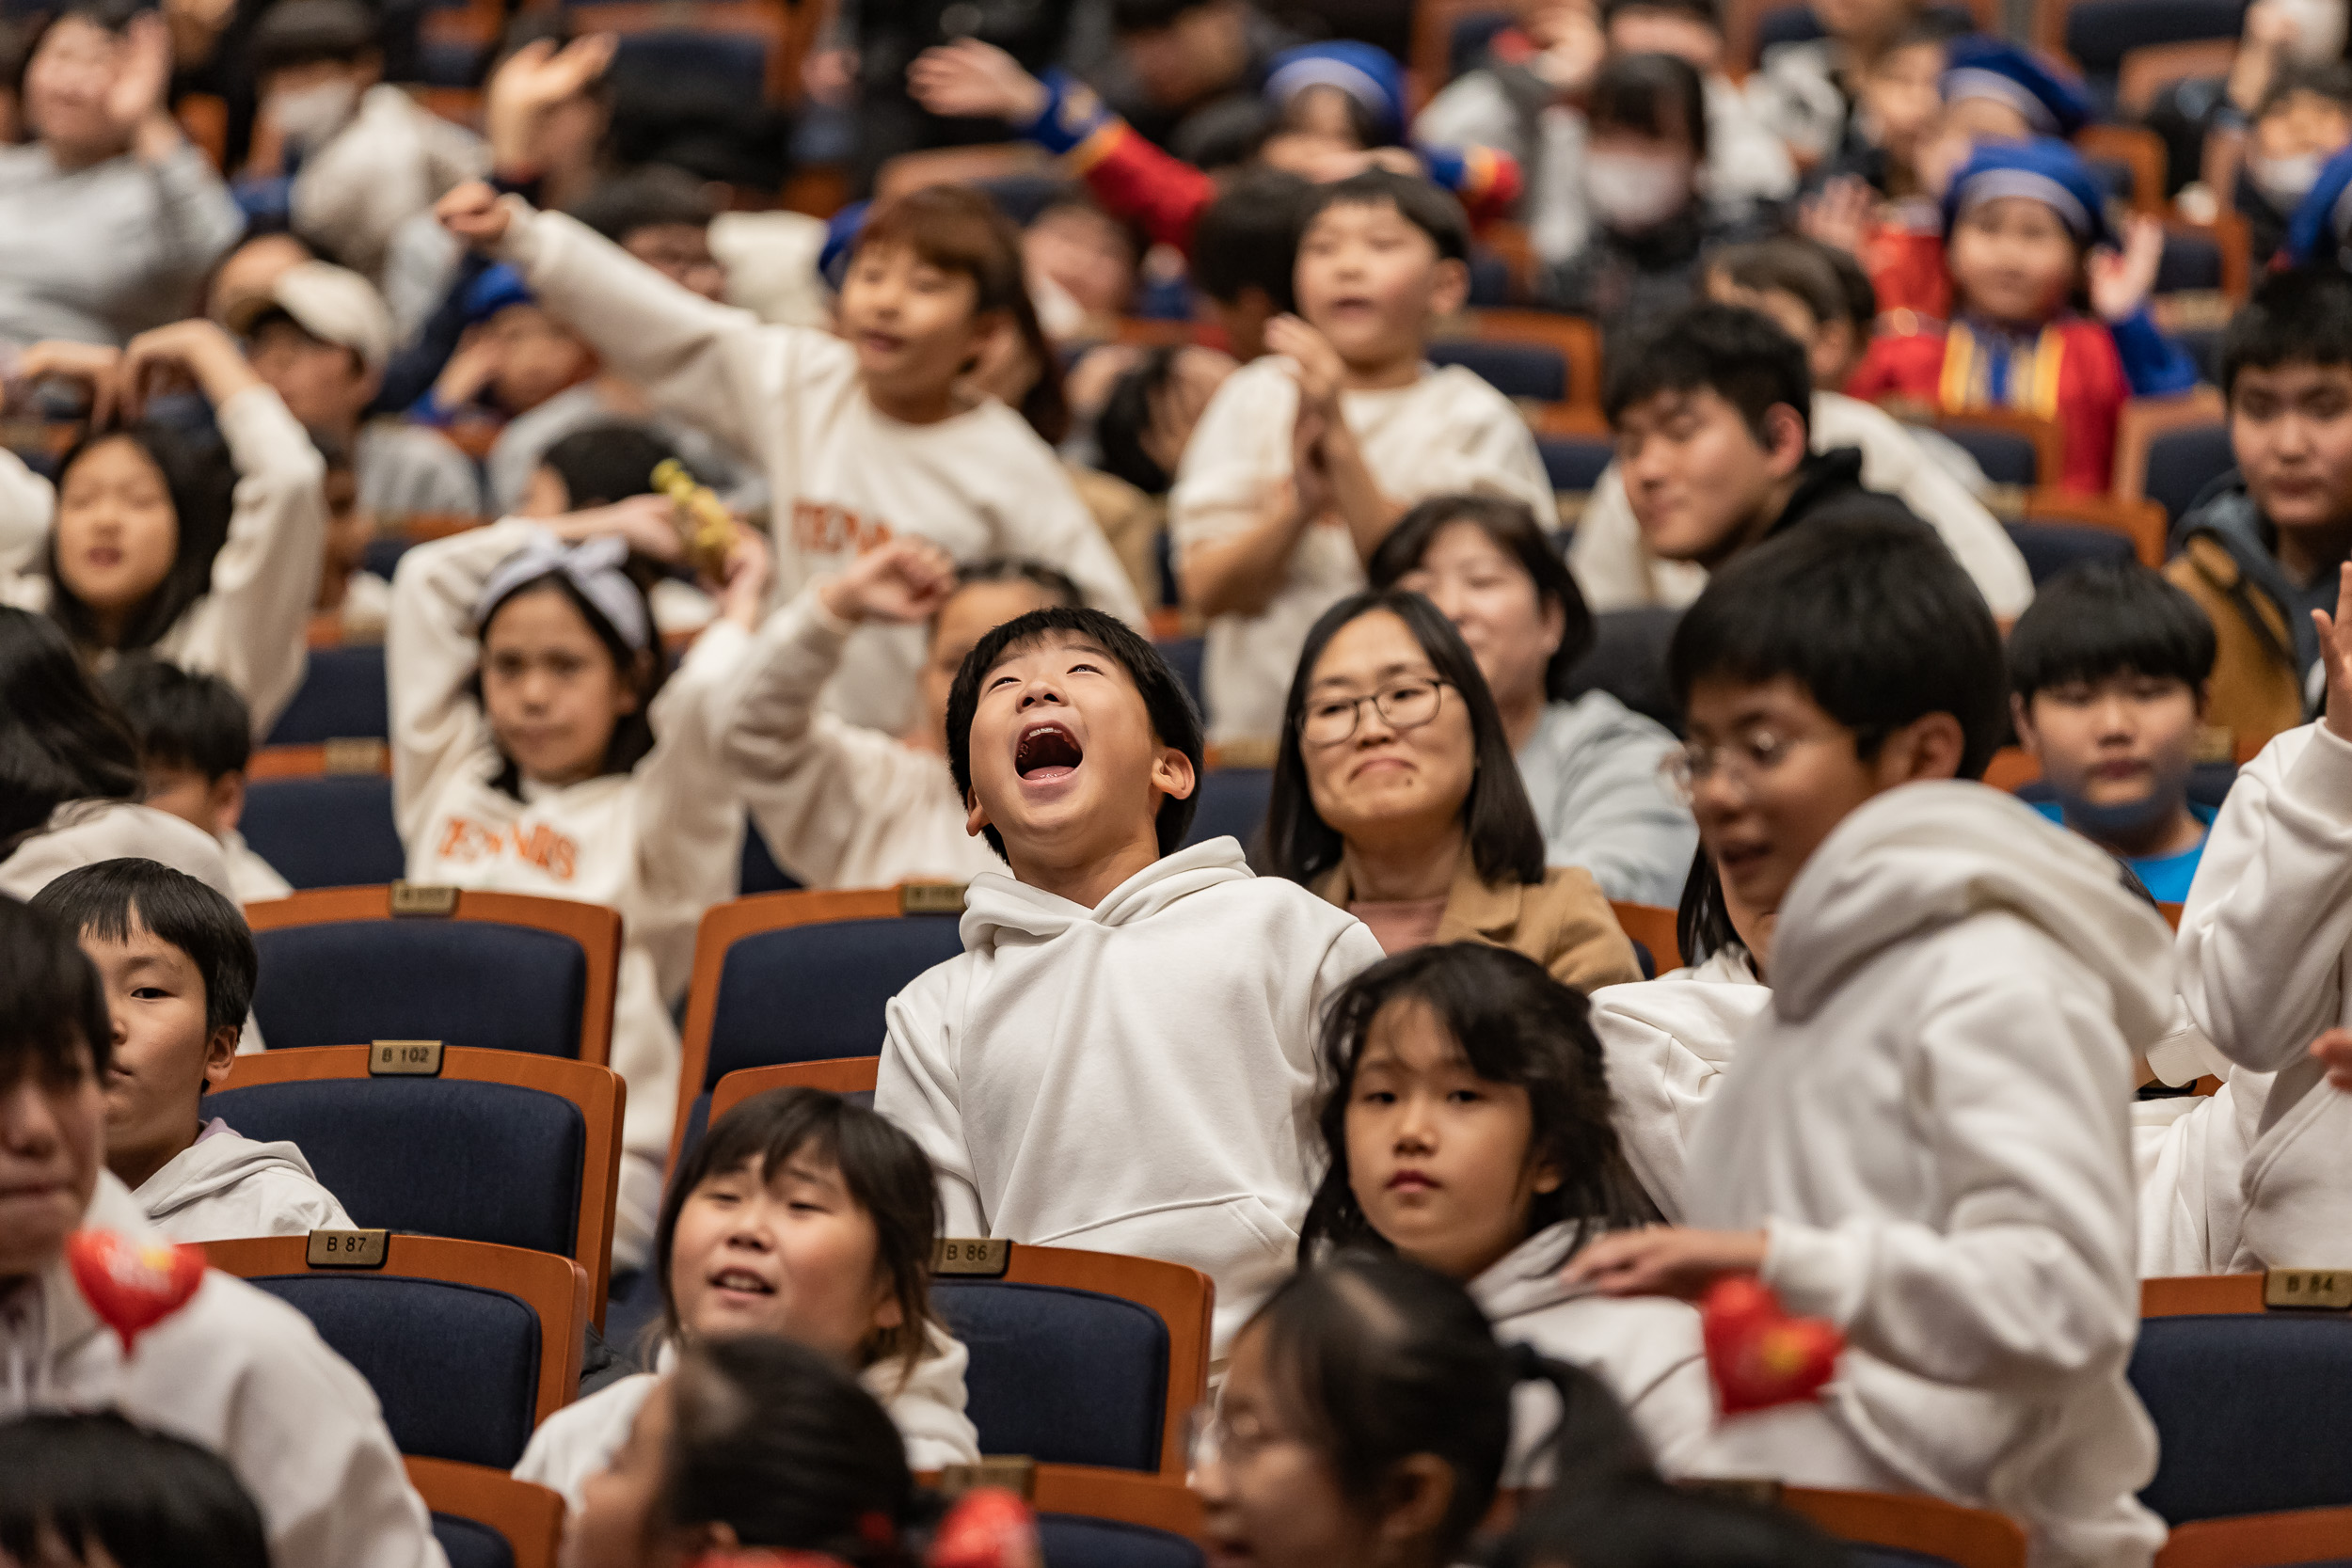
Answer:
1301, 678, 1453, 747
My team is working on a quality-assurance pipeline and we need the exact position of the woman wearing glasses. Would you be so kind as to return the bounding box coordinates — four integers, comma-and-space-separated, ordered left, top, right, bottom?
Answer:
1264, 588, 1643, 991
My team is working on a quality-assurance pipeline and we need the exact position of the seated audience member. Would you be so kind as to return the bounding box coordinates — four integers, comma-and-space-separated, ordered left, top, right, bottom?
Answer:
32, 859, 349, 1239
1186, 168, 1312, 360
718, 539, 1079, 888
0, 0, 244, 349
1745, 0, 1924, 163
1938, 36, 2094, 145
230, 258, 482, 520
206, 231, 316, 326
100, 657, 292, 903
2169, 267, 2352, 754
1265, 589, 1642, 990
876, 607, 1387, 1354
1171, 169, 1550, 745
1571, 242, 2030, 619
311, 434, 390, 641
1847, 138, 2199, 494
0, 895, 442, 1568
4, 320, 327, 737
1566, 516, 2170, 1567
516, 1086, 977, 1504
0, 610, 234, 900
438, 178, 1143, 737
1299, 944, 1709, 1477
1808, 19, 1949, 199
410, 265, 596, 445
2010, 563, 2220, 901
1024, 188, 1144, 339
1369, 495, 1695, 905
1603, 0, 1797, 215
566, 164, 727, 302
1097, 0, 1298, 156
2239, 60, 2352, 266
1094, 343, 1242, 501
0, 1412, 271, 1568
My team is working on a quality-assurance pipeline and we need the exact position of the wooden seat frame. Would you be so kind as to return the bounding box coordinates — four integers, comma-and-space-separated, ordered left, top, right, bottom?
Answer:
405, 1457, 564, 1568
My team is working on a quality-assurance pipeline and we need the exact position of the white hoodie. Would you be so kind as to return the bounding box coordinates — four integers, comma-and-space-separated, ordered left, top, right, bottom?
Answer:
132, 1117, 354, 1243
876, 839, 1386, 1354
1686, 784, 2168, 1568
0, 1171, 444, 1568
1588, 948, 1770, 1224
0, 800, 235, 903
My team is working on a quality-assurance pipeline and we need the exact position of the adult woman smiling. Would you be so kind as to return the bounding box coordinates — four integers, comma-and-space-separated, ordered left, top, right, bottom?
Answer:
1368, 495, 1695, 907
1267, 589, 1642, 991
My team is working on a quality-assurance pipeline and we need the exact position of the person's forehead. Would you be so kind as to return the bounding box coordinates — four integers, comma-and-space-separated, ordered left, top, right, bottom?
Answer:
982, 627, 1122, 681
2237, 359, 2352, 393
1304, 198, 1418, 237
1620, 384, 1730, 425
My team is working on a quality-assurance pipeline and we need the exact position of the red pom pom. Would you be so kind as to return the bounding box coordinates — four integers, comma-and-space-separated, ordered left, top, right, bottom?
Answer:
64, 1229, 206, 1354
928, 1488, 1041, 1568
1700, 1275, 1844, 1416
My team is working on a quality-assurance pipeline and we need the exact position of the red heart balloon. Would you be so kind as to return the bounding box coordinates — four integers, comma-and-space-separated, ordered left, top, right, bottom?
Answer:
1701, 1275, 1845, 1416
65, 1229, 207, 1354
927, 1488, 1041, 1568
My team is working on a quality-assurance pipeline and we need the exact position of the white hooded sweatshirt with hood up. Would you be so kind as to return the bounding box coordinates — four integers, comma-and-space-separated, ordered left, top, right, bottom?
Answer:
1589, 948, 1770, 1225
132, 1117, 355, 1243
1685, 783, 2169, 1568
876, 838, 1386, 1354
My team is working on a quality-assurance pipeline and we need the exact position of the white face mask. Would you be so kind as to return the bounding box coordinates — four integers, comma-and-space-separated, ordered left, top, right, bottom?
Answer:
270, 78, 358, 153
1584, 151, 1694, 232
2248, 148, 2328, 210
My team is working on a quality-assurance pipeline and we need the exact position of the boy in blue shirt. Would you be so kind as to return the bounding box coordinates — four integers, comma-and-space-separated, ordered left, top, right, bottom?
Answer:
2009, 562, 2219, 902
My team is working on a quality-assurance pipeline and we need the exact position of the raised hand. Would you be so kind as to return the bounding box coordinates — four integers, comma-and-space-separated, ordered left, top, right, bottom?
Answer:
437, 181, 514, 250
119, 318, 260, 416
430, 325, 508, 413
1265, 313, 1345, 425
818, 535, 960, 626
2316, 562, 2352, 745
906, 39, 1048, 125
12, 340, 126, 425
1798, 176, 1875, 260
549, 492, 688, 564
2312, 1027, 2352, 1090
110, 12, 180, 156
714, 518, 773, 627
486, 34, 616, 172
1557, 1226, 1771, 1300
2089, 215, 2166, 324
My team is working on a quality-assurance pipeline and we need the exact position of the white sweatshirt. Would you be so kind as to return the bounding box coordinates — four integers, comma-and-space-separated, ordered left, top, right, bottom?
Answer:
489, 203, 1144, 736
0, 386, 328, 737
1168, 357, 1555, 744
514, 1324, 981, 1505
0, 1171, 444, 1568
0, 445, 52, 569
1588, 948, 1769, 1224
716, 587, 1006, 889
1469, 1223, 1715, 1481
876, 839, 1387, 1354
292, 86, 488, 283
1687, 783, 2168, 1568
133, 1117, 354, 1242
0, 800, 236, 902
1567, 391, 2033, 622
221, 827, 294, 904
389, 520, 752, 1266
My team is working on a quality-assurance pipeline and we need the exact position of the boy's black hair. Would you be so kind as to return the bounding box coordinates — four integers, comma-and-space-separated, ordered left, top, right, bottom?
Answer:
0, 1412, 269, 1568
1299, 168, 1471, 265
0, 895, 114, 1084
1191, 169, 1311, 310
33, 860, 259, 1036
950, 556, 1085, 608
2259, 57, 2352, 119
47, 425, 239, 657
1708, 237, 1848, 336
2007, 561, 2217, 702
1367, 493, 1597, 696
251, 0, 378, 76
1110, 0, 1216, 32
1267, 590, 1548, 886
100, 657, 252, 784
567, 164, 720, 246
1299, 943, 1656, 1267
1587, 51, 1710, 166
1601, 0, 1723, 34
1668, 509, 2008, 779
1096, 349, 1182, 495
1677, 844, 1744, 969
1496, 1477, 1846, 1568
535, 420, 686, 510
945, 607, 1205, 859
2220, 266, 2352, 396
0, 607, 143, 853
1604, 302, 1813, 445
309, 424, 357, 478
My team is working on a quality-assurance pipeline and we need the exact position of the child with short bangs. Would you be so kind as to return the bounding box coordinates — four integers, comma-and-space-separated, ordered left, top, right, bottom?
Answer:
437, 178, 1143, 737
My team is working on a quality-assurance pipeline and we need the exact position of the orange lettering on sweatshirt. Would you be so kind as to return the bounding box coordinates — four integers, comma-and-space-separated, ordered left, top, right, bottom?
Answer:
432, 816, 580, 882
789, 499, 895, 556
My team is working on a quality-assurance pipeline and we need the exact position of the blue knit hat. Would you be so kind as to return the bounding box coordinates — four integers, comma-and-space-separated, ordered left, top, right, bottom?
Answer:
1942, 37, 2094, 139
2285, 142, 2352, 267
818, 199, 870, 292
1943, 136, 2113, 249
1264, 41, 1406, 142
458, 264, 535, 326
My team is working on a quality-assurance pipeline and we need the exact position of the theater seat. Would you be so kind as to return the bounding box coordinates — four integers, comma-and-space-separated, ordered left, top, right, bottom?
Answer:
1182, 768, 1270, 853
1426, 339, 1566, 404
432, 1516, 513, 1568
265, 643, 389, 745
1036, 1516, 1204, 1568
2003, 520, 2137, 585
239, 775, 406, 889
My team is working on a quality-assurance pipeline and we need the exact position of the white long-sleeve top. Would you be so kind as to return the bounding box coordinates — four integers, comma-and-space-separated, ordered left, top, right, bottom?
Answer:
715, 586, 1005, 889
1517, 692, 1696, 906
389, 520, 751, 1264
0, 386, 327, 737
1688, 783, 2169, 1568
0, 799, 235, 902
488, 202, 1144, 736
0, 1171, 444, 1568
291, 86, 488, 283
0, 446, 53, 569
876, 839, 1387, 1354
1168, 357, 1555, 744
1589, 947, 1769, 1224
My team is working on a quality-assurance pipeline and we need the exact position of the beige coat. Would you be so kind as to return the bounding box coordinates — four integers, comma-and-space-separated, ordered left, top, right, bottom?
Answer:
1312, 849, 1643, 993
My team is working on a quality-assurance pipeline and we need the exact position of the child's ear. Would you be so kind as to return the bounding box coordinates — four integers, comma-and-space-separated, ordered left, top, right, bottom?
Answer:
1877, 711, 1967, 784
1762, 403, 1809, 477
1429, 257, 1471, 321
1151, 746, 1199, 807
2010, 692, 2042, 757
202, 1024, 239, 1091
209, 771, 246, 835
1375, 1454, 1458, 1553
1528, 1157, 1563, 1197
964, 785, 993, 841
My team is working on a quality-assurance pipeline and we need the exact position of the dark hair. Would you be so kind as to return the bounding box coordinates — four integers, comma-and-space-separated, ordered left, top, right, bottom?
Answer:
0, 895, 114, 1083
2221, 266, 2352, 395
31, 860, 257, 1036
945, 607, 1204, 859
2260, 56, 2352, 118
1819, 239, 1879, 332
310, 424, 357, 479
2008, 561, 2217, 702
1299, 169, 1470, 265
1496, 1479, 1846, 1568
0, 607, 144, 853
1602, 0, 1723, 28
1110, 0, 1216, 32
1708, 237, 1849, 334
1588, 52, 1710, 165
0, 1412, 269, 1568
13, 0, 144, 99
654, 1087, 946, 1381
949, 556, 1085, 610
1192, 169, 1310, 310
47, 426, 240, 657
568, 164, 719, 245
1605, 302, 1813, 444
1667, 510, 2008, 780
250, 0, 378, 76
1299, 944, 1656, 1265
1367, 494, 1597, 697
536, 421, 684, 510
1096, 349, 1180, 495
100, 657, 252, 784
1267, 590, 1546, 887
475, 566, 666, 792
1675, 846, 1743, 969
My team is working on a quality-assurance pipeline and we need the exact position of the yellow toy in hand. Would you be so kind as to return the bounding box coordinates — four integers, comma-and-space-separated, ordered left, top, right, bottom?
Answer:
652, 458, 735, 579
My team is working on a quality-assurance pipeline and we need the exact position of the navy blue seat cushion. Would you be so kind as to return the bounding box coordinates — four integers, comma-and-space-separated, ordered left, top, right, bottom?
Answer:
1427, 340, 1566, 404
432, 1516, 514, 1568
2067, 0, 2243, 73
1183, 769, 1270, 853
707, 917, 965, 1083
253, 920, 588, 1056
247, 1275, 542, 1467
1539, 435, 1614, 493
2145, 432, 2233, 525
2130, 1313, 2352, 1523
609, 32, 767, 104
240, 776, 407, 890
1942, 425, 2041, 486
1157, 635, 1204, 713
1038, 1515, 1204, 1568
2004, 520, 2136, 585
208, 1078, 586, 1258
266, 644, 389, 745
933, 1281, 1169, 1471
2155, 230, 2224, 293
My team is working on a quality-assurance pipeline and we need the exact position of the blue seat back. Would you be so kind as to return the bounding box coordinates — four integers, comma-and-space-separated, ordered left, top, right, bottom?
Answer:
707, 917, 964, 1085
267, 644, 389, 745
253, 920, 590, 1057
1038, 1516, 1204, 1568
738, 821, 801, 895
2129, 1311, 2352, 1523
2144, 427, 2233, 524
1182, 769, 1270, 852
1157, 635, 1205, 714
1538, 434, 1615, 493
246, 1274, 543, 1467
934, 1280, 1170, 1471
609, 31, 767, 104
2067, 0, 2244, 73
431, 1517, 515, 1568
207, 1077, 586, 1258
1427, 339, 1566, 404
2003, 519, 2136, 585
2155, 230, 2224, 293
240, 776, 407, 890
1941, 424, 2041, 486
